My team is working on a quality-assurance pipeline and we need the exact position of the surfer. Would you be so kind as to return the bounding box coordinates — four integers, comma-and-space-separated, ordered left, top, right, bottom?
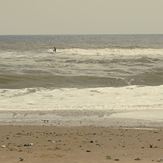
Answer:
53, 46, 56, 53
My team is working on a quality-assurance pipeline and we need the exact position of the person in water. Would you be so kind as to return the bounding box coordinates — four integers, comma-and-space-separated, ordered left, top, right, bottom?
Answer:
53, 46, 56, 52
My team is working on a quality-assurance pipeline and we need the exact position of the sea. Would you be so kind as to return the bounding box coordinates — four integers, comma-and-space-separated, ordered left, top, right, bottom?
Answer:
0, 34, 163, 125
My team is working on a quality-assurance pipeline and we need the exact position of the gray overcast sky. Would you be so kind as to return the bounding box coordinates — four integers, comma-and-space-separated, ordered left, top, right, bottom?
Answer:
0, 0, 163, 35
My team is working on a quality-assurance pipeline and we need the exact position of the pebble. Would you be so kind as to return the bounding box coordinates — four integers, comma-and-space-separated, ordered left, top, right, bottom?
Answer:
48, 140, 56, 143
19, 157, 24, 162
135, 157, 141, 161
1, 145, 6, 148
157, 159, 163, 162
24, 143, 34, 147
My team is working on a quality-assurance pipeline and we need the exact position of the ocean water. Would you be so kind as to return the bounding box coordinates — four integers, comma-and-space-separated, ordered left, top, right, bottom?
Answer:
0, 35, 163, 114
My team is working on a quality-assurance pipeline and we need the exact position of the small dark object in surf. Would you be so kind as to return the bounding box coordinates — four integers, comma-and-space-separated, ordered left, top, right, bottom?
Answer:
53, 46, 56, 52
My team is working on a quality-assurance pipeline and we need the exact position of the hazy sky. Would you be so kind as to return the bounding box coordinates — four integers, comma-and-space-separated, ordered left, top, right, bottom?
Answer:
0, 0, 163, 35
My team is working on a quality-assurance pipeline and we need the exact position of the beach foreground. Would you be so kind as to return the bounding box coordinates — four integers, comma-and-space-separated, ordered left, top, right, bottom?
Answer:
0, 125, 163, 163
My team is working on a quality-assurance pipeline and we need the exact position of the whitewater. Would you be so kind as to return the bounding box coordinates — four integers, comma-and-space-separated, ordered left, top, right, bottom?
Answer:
0, 35, 163, 126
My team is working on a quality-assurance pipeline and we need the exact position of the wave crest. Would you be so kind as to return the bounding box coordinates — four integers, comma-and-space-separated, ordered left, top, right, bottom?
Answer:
57, 48, 163, 57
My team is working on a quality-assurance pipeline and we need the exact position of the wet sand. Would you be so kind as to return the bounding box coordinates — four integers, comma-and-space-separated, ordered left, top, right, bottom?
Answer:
0, 125, 163, 163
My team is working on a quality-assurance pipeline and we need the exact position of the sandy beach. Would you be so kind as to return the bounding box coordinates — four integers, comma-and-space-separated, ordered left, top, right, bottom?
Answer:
0, 125, 163, 163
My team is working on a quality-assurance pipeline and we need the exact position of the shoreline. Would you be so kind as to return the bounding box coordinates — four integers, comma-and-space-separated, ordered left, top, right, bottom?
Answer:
0, 109, 163, 128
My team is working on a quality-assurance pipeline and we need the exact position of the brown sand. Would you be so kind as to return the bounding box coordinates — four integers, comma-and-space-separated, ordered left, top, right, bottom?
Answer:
0, 125, 163, 163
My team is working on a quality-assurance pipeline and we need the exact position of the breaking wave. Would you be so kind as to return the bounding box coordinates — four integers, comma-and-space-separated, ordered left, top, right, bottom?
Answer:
55, 48, 163, 57
0, 85, 163, 111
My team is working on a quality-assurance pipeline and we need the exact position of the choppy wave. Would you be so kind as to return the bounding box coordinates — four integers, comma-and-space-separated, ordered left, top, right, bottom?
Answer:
0, 74, 127, 88
0, 71, 163, 89
0, 48, 163, 88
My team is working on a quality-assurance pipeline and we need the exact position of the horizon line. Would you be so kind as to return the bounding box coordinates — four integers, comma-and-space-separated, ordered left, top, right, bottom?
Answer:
0, 33, 163, 36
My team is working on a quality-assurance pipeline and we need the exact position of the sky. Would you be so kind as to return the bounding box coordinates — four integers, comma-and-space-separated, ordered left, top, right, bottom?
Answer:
0, 0, 163, 35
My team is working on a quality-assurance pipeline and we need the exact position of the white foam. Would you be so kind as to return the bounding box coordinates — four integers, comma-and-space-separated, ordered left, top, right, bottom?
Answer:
0, 85, 163, 111
58, 48, 163, 58
47, 49, 55, 54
